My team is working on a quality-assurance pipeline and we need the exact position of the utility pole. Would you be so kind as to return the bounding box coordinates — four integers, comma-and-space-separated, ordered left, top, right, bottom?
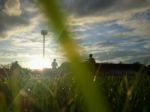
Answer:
41, 30, 48, 58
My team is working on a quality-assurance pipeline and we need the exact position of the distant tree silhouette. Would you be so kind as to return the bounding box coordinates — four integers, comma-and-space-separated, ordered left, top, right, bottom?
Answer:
10, 61, 22, 80
10, 61, 21, 71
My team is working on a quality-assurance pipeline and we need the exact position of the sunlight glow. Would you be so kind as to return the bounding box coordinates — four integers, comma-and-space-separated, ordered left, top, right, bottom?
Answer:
27, 56, 50, 70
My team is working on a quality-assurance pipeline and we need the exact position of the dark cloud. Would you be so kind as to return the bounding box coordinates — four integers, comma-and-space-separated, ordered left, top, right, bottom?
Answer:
94, 49, 150, 64
0, 12, 28, 36
0, 0, 5, 10
61, 0, 150, 16
0, 0, 38, 38
61, 0, 117, 15
132, 9, 150, 20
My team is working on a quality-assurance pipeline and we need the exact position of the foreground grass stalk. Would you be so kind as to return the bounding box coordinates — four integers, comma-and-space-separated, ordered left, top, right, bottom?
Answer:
38, 0, 109, 112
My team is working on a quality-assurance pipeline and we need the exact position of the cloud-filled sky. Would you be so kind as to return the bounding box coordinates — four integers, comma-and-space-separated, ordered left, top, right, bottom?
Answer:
0, 0, 150, 68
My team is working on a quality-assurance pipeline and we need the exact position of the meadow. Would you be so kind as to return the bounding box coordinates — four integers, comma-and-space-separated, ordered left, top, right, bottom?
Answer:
0, 64, 150, 112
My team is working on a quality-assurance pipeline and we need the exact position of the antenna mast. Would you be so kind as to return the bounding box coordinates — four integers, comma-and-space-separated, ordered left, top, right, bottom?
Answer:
41, 30, 48, 58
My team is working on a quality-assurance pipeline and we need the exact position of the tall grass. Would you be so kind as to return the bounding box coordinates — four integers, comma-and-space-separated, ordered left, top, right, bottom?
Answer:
0, 68, 150, 112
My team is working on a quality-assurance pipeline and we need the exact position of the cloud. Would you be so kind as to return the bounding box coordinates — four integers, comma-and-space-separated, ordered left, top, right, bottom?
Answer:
61, 0, 150, 16
61, 0, 117, 15
70, 8, 150, 64
112, 8, 150, 38
94, 48, 150, 64
0, 0, 40, 39
0, 0, 5, 10
0, 0, 149, 66
132, 9, 150, 20
3, 0, 21, 16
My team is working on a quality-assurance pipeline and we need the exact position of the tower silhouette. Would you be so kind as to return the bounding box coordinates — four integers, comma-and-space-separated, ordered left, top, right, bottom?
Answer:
41, 30, 48, 58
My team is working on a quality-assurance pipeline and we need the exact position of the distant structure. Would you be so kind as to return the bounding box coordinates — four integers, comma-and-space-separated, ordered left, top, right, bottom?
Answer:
95, 63, 148, 76
51, 59, 58, 71
41, 30, 48, 58
88, 54, 96, 74
59, 62, 149, 76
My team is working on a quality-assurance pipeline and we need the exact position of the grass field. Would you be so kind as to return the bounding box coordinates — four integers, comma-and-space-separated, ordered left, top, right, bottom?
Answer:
0, 66, 150, 112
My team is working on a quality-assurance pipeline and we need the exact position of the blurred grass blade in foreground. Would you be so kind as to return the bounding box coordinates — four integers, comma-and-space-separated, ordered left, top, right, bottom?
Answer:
38, 0, 109, 112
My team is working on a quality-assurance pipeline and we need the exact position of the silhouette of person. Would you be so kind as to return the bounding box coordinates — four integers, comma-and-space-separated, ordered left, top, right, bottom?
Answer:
51, 59, 58, 71
88, 54, 96, 74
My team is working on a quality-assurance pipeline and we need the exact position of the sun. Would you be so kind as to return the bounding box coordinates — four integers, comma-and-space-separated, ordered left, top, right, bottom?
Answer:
27, 56, 50, 70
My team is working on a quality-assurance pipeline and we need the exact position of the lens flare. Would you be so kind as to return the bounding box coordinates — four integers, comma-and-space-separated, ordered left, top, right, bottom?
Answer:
28, 56, 50, 70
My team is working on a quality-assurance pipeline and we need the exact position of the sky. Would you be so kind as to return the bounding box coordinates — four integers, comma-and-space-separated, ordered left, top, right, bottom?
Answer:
0, 0, 150, 68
